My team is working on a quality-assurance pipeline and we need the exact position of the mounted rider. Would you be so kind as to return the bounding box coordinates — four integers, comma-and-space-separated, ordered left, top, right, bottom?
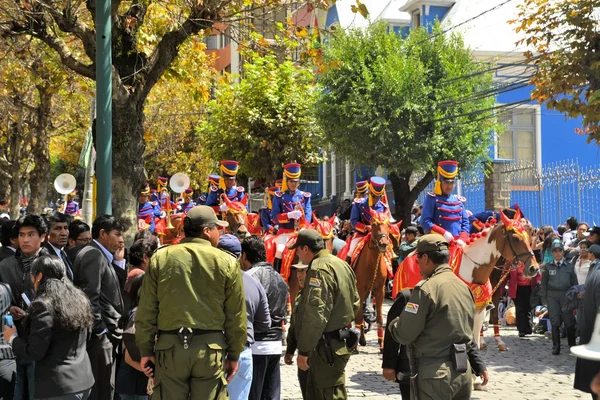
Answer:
180, 187, 196, 214
469, 204, 524, 234
138, 183, 161, 232
271, 163, 312, 274
63, 190, 81, 217
347, 177, 389, 264
197, 174, 219, 206
206, 160, 247, 216
260, 185, 280, 235
421, 160, 469, 246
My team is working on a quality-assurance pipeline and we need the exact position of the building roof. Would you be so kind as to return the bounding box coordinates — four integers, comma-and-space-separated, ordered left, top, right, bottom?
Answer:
374, 0, 411, 25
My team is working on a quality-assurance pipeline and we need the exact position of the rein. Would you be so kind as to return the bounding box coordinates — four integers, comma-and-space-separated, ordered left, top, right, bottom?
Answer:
461, 226, 533, 271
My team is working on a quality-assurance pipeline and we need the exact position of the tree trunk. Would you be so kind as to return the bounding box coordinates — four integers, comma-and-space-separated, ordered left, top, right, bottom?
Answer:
389, 171, 434, 228
0, 175, 9, 202
28, 87, 53, 215
110, 99, 147, 241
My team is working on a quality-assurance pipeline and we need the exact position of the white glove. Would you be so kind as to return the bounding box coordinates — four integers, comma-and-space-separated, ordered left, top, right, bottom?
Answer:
160, 211, 167, 219
456, 239, 466, 247
219, 203, 229, 212
443, 231, 454, 242
287, 210, 302, 220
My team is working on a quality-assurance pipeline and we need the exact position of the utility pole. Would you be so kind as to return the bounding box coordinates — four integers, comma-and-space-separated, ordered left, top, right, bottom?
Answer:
95, 0, 112, 214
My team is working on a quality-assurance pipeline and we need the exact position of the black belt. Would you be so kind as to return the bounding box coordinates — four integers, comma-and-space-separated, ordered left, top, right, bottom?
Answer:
322, 329, 344, 340
159, 329, 220, 335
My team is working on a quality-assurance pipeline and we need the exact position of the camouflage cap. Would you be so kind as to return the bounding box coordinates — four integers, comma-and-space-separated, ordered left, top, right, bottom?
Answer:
185, 205, 229, 228
288, 229, 324, 250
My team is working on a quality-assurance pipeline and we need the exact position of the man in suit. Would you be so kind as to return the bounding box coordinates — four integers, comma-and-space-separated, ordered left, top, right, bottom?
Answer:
0, 220, 18, 262
66, 220, 91, 264
73, 215, 125, 400
43, 213, 73, 280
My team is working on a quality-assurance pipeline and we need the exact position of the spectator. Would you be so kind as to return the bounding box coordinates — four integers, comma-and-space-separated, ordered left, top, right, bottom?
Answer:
410, 207, 419, 224
218, 234, 270, 400
0, 214, 51, 400
534, 226, 557, 265
382, 289, 411, 399
0, 220, 18, 262
338, 220, 352, 241
508, 263, 534, 337
334, 205, 343, 219
124, 239, 156, 315
66, 221, 91, 264
399, 226, 419, 262
332, 229, 347, 257
240, 236, 288, 400
135, 206, 246, 399
116, 273, 148, 400
133, 229, 158, 246
541, 241, 578, 355
284, 261, 309, 398
568, 223, 590, 250
588, 245, 600, 277
563, 217, 579, 245
575, 240, 593, 285
0, 282, 15, 398
339, 199, 352, 220
43, 213, 73, 280
72, 215, 125, 400
4, 255, 94, 399
589, 227, 600, 246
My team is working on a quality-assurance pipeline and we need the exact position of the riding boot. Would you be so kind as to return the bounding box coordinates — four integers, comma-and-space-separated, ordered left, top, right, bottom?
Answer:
273, 258, 282, 274
551, 326, 561, 355
345, 256, 352, 267
567, 325, 577, 348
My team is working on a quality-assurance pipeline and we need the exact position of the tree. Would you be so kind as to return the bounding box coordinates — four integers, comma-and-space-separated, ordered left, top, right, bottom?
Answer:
199, 52, 322, 184
0, 0, 318, 232
513, 0, 600, 143
315, 23, 499, 226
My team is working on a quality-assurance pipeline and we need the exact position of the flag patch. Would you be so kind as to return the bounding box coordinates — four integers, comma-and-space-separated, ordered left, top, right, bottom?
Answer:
405, 302, 419, 314
309, 277, 321, 287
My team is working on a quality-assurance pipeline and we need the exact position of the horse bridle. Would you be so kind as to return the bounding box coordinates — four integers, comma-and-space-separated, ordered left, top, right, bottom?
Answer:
501, 229, 535, 269
369, 232, 389, 252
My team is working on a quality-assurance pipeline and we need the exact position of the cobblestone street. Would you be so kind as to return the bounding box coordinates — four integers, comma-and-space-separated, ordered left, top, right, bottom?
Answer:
281, 300, 586, 399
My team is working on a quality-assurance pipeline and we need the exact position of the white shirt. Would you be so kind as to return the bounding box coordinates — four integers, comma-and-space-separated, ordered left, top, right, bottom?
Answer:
93, 239, 125, 270
576, 259, 591, 285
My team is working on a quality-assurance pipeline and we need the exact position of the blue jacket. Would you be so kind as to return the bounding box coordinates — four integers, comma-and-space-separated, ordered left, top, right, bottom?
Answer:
206, 186, 247, 210
260, 207, 276, 233
350, 197, 388, 234
421, 192, 469, 239
271, 189, 312, 230
138, 201, 161, 232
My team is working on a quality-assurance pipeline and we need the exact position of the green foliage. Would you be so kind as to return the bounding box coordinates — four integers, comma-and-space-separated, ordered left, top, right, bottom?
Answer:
198, 53, 323, 184
315, 22, 498, 177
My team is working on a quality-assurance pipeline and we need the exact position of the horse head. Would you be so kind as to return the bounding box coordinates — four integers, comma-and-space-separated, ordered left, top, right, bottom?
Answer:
310, 211, 334, 252
497, 208, 539, 278
368, 209, 391, 253
221, 194, 250, 239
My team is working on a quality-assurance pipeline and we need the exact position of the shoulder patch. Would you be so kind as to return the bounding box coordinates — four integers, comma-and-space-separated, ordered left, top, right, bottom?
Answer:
404, 302, 419, 314
303, 192, 311, 198
309, 277, 321, 287
274, 192, 283, 198
199, 194, 207, 201
458, 196, 467, 203
210, 186, 219, 192
237, 186, 245, 193
427, 192, 435, 197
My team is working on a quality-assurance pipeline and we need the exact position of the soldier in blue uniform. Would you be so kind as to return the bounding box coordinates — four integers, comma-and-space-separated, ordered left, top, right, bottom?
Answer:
180, 187, 196, 214
271, 163, 312, 273
206, 160, 247, 215
347, 177, 389, 261
469, 204, 524, 234
63, 190, 80, 217
421, 160, 469, 246
138, 184, 162, 232
197, 175, 219, 206
260, 185, 279, 234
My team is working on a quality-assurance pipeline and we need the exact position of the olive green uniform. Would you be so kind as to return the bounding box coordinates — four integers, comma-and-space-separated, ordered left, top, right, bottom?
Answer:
389, 264, 475, 400
291, 249, 360, 400
135, 237, 247, 400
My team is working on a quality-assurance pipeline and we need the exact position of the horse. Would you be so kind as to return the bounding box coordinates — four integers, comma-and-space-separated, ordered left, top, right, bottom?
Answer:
220, 194, 250, 240
352, 210, 393, 353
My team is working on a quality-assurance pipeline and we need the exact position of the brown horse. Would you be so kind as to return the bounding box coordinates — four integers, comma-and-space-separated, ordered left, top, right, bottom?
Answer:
353, 210, 392, 352
221, 194, 250, 240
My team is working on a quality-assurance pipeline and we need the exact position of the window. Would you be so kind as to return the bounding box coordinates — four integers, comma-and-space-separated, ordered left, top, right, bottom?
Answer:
205, 35, 218, 50
496, 106, 538, 162
412, 12, 421, 28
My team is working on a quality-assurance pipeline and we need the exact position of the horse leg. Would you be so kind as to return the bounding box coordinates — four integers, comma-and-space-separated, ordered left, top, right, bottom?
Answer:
473, 308, 486, 351
355, 300, 366, 347
374, 279, 385, 354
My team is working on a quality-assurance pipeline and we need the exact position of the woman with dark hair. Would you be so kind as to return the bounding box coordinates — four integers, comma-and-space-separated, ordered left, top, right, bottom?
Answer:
116, 273, 149, 400
533, 225, 557, 266
3, 255, 94, 399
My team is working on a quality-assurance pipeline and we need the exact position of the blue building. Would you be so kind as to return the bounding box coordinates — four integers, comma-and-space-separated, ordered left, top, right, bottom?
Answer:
313, 0, 600, 227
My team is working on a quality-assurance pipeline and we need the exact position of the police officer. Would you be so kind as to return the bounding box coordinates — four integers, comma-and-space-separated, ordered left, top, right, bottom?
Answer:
206, 161, 247, 215
421, 161, 469, 246
389, 234, 487, 400
286, 229, 360, 400
271, 163, 312, 273
137, 184, 161, 232
541, 240, 577, 355
260, 185, 279, 234
135, 206, 247, 399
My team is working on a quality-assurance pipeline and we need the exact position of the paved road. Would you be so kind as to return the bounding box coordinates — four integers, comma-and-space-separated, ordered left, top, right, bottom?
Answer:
280, 300, 586, 399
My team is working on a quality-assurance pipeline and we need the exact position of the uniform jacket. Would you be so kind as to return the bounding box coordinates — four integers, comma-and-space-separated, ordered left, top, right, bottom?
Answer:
292, 250, 359, 356
271, 189, 312, 231
12, 300, 94, 397
137, 201, 161, 232
247, 262, 289, 342
259, 207, 276, 234
350, 197, 388, 234
206, 186, 247, 210
196, 193, 207, 206
135, 237, 247, 361
421, 192, 469, 240
468, 211, 500, 234
574, 266, 600, 393
389, 264, 475, 359
540, 258, 577, 301
64, 201, 79, 216
180, 201, 196, 214
72, 241, 124, 339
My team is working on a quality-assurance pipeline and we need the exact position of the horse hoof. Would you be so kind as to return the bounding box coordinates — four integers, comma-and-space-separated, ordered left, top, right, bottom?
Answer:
498, 344, 507, 351
359, 337, 366, 347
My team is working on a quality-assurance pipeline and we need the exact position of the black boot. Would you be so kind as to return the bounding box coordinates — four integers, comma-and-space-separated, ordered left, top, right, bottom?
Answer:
567, 325, 577, 348
345, 256, 352, 267
273, 258, 282, 274
552, 326, 561, 355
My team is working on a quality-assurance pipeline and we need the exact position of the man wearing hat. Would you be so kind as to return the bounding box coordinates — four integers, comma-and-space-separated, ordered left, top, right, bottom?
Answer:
271, 163, 312, 273
541, 240, 578, 355
137, 184, 162, 232
399, 226, 419, 262
136, 206, 247, 399
286, 229, 359, 399
206, 161, 247, 215
180, 187, 196, 214
347, 177, 389, 263
421, 161, 469, 246
589, 226, 600, 245
468, 204, 524, 234
260, 185, 280, 235
195, 175, 218, 206
389, 234, 485, 399
63, 190, 80, 217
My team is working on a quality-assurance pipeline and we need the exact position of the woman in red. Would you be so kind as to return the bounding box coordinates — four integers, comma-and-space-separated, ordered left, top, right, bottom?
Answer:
509, 264, 537, 337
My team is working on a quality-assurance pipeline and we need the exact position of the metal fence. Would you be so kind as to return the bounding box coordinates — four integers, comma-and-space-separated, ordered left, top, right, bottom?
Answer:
413, 158, 600, 229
